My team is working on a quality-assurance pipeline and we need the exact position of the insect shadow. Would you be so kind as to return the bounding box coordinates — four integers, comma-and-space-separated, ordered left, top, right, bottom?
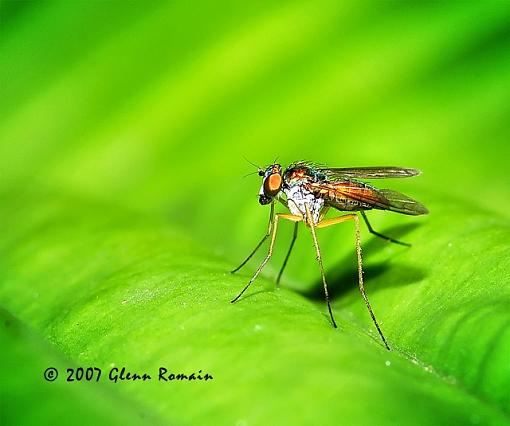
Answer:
297, 222, 426, 301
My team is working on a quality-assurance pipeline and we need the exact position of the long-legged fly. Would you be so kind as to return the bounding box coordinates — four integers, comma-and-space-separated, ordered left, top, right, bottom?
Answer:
231, 161, 428, 350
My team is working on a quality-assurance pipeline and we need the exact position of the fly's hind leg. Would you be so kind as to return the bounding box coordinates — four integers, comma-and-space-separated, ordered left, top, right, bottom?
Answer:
360, 211, 410, 247
316, 212, 390, 350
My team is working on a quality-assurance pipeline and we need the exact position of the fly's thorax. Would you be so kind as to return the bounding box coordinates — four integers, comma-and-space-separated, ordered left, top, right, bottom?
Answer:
283, 162, 327, 185
283, 183, 324, 224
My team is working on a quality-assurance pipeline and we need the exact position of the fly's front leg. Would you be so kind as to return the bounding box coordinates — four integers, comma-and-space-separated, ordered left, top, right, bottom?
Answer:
231, 202, 275, 273
231, 213, 302, 303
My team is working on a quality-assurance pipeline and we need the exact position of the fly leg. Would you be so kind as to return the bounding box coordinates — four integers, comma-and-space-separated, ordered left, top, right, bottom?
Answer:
304, 204, 337, 329
316, 213, 390, 350
360, 211, 410, 247
231, 213, 302, 303
231, 202, 275, 273
276, 222, 299, 285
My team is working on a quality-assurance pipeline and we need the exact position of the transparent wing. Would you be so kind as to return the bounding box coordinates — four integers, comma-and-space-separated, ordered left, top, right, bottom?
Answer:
377, 189, 429, 215
320, 166, 421, 179
309, 181, 428, 216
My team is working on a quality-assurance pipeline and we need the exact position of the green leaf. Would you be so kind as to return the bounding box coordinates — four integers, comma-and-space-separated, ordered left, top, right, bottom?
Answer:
1, 1, 509, 425
1, 189, 509, 425
0, 308, 163, 426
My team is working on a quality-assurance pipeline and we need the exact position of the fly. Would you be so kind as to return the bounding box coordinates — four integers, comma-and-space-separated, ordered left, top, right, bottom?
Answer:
231, 161, 428, 350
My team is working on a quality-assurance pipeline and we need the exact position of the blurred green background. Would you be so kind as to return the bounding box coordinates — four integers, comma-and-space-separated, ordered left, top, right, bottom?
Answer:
1, 1, 509, 425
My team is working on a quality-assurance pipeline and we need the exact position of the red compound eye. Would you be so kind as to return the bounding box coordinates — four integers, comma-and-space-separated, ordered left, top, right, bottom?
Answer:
264, 173, 282, 196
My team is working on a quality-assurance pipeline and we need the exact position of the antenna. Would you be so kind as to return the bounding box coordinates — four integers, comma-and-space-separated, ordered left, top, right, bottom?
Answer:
243, 156, 263, 175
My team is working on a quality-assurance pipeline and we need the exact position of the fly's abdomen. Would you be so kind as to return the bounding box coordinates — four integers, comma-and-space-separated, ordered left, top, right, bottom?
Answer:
308, 180, 427, 215
327, 197, 374, 211
309, 181, 374, 211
